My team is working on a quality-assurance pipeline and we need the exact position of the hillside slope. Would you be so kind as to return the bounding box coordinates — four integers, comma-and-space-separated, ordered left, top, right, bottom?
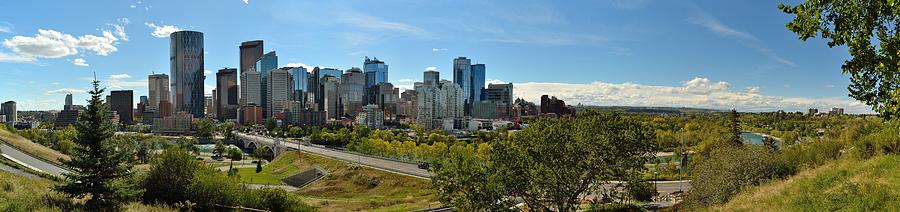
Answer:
0, 128, 70, 164
711, 154, 900, 211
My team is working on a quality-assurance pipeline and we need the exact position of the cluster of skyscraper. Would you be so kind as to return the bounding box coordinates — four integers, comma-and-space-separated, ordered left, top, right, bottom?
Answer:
407, 57, 514, 131
44, 30, 514, 131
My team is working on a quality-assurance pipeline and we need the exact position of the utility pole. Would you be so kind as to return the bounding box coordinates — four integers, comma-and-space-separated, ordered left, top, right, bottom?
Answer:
679, 127, 684, 192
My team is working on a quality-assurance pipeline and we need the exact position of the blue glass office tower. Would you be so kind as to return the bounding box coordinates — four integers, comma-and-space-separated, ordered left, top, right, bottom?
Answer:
288, 66, 308, 105
170, 31, 205, 118
257, 51, 277, 117
363, 57, 388, 104
471, 64, 486, 101
453, 57, 472, 115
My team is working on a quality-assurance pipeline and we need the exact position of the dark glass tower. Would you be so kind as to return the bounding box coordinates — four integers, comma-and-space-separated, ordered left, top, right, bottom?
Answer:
170, 31, 205, 118
240, 40, 263, 75
216, 68, 239, 121
471, 64, 486, 101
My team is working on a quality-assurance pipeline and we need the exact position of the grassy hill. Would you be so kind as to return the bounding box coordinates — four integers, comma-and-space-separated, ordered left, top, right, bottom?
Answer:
709, 154, 900, 211
237, 151, 440, 211
0, 128, 70, 164
0, 169, 174, 211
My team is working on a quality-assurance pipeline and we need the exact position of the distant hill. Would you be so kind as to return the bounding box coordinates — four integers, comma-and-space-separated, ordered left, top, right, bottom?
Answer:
575, 105, 725, 115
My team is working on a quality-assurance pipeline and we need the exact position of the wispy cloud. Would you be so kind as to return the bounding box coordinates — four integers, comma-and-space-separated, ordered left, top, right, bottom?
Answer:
110, 74, 131, 79
0, 22, 12, 33
514, 77, 871, 114
0, 52, 35, 63
242, 0, 249, 4
337, 11, 432, 38
285, 62, 312, 70
432, 48, 447, 52
688, 9, 795, 66
46, 88, 86, 95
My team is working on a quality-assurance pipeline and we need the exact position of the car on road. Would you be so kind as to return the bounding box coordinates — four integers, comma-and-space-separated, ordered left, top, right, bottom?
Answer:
418, 162, 430, 170
641, 203, 661, 210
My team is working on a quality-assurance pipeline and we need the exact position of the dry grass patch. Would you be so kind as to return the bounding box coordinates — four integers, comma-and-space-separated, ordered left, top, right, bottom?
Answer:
0, 128, 69, 164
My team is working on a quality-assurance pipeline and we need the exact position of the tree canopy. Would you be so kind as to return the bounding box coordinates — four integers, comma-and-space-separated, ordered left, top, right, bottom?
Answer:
780, 0, 900, 119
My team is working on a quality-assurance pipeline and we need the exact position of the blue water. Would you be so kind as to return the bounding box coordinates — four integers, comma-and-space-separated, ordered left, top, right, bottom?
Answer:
741, 132, 765, 145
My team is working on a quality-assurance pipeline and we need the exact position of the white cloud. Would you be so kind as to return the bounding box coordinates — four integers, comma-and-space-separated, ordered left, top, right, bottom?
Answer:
144, 22, 182, 38
0, 52, 35, 63
285, 62, 312, 70
486, 79, 507, 85
109, 74, 131, 79
242, 0, 249, 4
71, 58, 88, 66
513, 77, 872, 114
398, 79, 415, 83
107, 79, 146, 89
688, 10, 795, 66
425, 66, 438, 71
46, 88, 86, 95
130, 5, 136, 8
2, 29, 120, 58
204, 69, 212, 75
432, 48, 447, 52
50, 82, 60, 85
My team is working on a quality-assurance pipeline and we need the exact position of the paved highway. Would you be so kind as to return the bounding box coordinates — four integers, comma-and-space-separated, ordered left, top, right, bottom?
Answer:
237, 133, 431, 178
0, 143, 70, 176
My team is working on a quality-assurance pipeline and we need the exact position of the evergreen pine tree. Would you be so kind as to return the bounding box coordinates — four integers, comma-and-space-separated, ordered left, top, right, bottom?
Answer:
54, 79, 140, 210
728, 109, 743, 146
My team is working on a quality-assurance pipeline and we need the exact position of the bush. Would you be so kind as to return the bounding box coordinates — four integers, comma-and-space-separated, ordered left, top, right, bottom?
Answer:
779, 139, 843, 172
142, 148, 313, 211
688, 145, 789, 206
626, 179, 657, 202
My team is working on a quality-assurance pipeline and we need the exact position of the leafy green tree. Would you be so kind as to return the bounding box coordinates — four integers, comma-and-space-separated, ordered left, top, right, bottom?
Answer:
54, 79, 141, 210
228, 147, 243, 161
221, 121, 236, 141
431, 144, 512, 211
265, 118, 277, 131
194, 118, 215, 139
780, 1, 900, 119
214, 140, 226, 157
142, 147, 200, 205
490, 112, 656, 211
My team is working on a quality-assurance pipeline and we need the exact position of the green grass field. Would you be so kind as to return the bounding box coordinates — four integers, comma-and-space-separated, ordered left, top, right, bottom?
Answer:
710, 154, 900, 211
237, 151, 441, 211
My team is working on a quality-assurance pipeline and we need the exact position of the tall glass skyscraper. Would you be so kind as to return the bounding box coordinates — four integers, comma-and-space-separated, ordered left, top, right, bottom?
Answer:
216, 68, 239, 121
364, 57, 388, 104
453, 57, 472, 115
471, 64, 486, 101
257, 51, 277, 118
286, 66, 308, 105
170, 31, 205, 118
319, 68, 342, 80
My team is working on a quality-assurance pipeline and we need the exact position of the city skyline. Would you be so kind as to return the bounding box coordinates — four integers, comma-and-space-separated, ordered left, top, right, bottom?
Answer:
0, 0, 871, 113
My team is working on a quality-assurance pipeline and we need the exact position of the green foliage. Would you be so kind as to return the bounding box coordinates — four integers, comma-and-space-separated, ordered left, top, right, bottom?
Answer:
688, 145, 791, 206
214, 140, 226, 157
228, 147, 243, 161
194, 118, 215, 139
625, 178, 657, 202
780, 0, 900, 119
142, 148, 313, 211
431, 144, 511, 211
54, 80, 141, 210
142, 147, 200, 205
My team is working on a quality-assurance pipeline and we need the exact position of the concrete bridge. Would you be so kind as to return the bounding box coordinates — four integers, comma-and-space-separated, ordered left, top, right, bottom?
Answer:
234, 133, 290, 160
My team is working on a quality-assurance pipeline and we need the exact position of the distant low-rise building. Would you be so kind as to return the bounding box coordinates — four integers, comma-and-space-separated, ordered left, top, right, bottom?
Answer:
540, 95, 574, 116
830, 107, 844, 116
153, 111, 193, 133
55, 109, 80, 128
807, 108, 818, 116
356, 104, 384, 129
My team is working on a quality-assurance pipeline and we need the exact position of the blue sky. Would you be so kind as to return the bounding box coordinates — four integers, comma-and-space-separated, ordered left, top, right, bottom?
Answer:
0, 0, 871, 113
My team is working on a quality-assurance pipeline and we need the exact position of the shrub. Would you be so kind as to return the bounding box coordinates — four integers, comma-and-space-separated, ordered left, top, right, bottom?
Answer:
625, 179, 657, 202
687, 145, 787, 206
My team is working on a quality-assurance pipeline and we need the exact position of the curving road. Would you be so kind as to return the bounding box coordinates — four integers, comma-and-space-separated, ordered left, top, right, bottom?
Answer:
237, 133, 430, 178
0, 143, 71, 176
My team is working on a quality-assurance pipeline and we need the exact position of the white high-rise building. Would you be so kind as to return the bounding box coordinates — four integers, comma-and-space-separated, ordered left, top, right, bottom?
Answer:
241, 68, 262, 106
438, 80, 465, 119
267, 68, 292, 118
